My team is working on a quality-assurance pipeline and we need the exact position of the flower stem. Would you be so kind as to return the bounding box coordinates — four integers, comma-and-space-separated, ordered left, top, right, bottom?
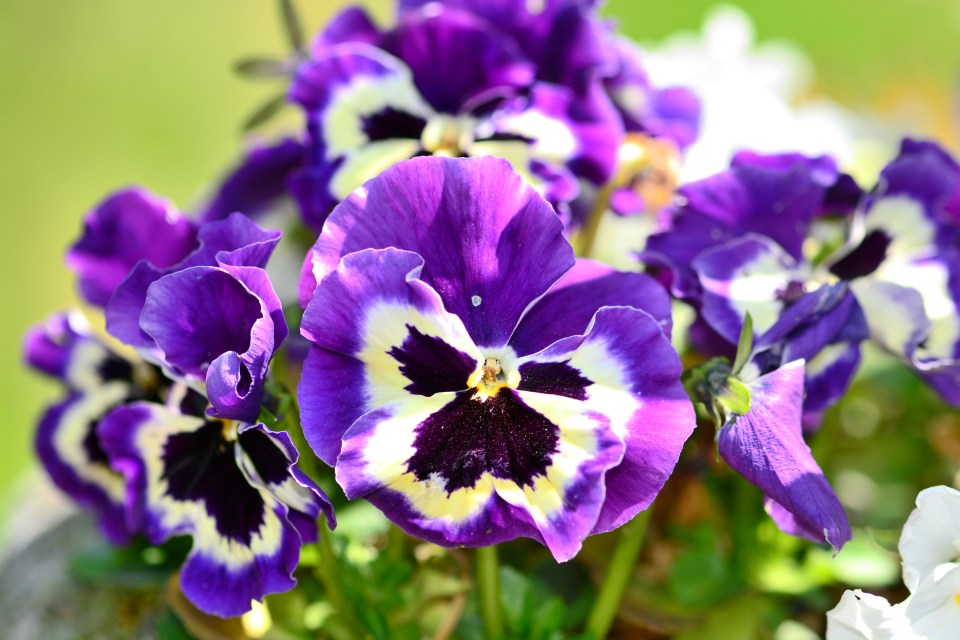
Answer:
585, 507, 653, 639
475, 545, 504, 640
576, 181, 616, 259
315, 517, 363, 640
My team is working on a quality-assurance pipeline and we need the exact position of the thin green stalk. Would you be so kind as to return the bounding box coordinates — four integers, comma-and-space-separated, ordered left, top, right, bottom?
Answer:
475, 545, 504, 640
315, 517, 364, 640
585, 508, 653, 639
576, 181, 616, 259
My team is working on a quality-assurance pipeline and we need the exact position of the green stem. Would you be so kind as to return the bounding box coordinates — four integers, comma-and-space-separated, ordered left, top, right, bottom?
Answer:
576, 181, 616, 259
315, 517, 363, 640
476, 545, 504, 640
585, 508, 653, 640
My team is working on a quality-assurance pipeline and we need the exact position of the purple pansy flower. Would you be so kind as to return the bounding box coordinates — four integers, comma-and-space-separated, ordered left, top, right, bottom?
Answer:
24, 312, 166, 543
288, 2, 623, 229
836, 140, 960, 403
716, 360, 852, 550
645, 152, 869, 424
67, 188, 198, 308
71, 205, 335, 616
297, 156, 694, 561
105, 213, 286, 423
99, 397, 332, 617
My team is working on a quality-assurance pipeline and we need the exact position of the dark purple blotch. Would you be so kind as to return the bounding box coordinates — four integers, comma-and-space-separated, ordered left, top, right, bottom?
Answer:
406, 388, 559, 493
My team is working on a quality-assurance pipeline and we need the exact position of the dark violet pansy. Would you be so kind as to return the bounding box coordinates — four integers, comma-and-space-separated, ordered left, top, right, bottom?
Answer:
289, 2, 623, 229
644, 152, 868, 425
67, 188, 198, 308
297, 156, 694, 561
838, 140, 960, 403
716, 360, 852, 550
99, 398, 333, 617
106, 213, 287, 423
23, 311, 165, 543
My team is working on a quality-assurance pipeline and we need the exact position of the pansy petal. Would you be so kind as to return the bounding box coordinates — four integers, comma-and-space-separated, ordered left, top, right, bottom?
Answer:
515, 306, 694, 533
314, 6, 381, 48
67, 188, 198, 308
36, 389, 132, 543
803, 340, 862, 425
850, 279, 930, 361
236, 423, 335, 538
24, 312, 94, 384
899, 485, 960, 592
301, 156, 575, 348
695, 235, 800, 342
299, 248, 483, 463
717, 361, 851, 550
106, 214, 281, 349
141, 267, 268, 379
509, 258, 672, 357
380, 7, 533, 114
494, 82, 622, 188
200, 139, 304, 223
98, 403, 310, 617
336, 386, 624, 562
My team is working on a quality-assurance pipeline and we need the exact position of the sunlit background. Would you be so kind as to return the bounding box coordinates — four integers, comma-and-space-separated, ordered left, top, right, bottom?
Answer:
2, 0, 959, 530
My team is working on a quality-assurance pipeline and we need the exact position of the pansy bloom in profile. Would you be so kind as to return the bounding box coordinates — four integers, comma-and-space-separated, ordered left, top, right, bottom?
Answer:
91, 212, 334, 616
23, 311, 164, 543
288, 0, 623, 230
297, 156, 694, 561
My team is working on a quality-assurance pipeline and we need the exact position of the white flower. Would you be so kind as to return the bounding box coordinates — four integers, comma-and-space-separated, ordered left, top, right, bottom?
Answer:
826, 486, 960, 639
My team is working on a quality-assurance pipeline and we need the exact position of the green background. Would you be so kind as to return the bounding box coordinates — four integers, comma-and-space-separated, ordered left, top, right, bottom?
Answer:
0, 0, 958, 510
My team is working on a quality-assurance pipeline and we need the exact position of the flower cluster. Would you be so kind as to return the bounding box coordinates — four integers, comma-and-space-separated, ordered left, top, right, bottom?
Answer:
21, 0, 960, 633
827, 486, 960, 639
26, 190, 333, 616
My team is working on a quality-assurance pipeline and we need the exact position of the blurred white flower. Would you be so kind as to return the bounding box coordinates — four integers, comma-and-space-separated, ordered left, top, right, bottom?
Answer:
642, 5, 896, 183
826, 486, 960, 639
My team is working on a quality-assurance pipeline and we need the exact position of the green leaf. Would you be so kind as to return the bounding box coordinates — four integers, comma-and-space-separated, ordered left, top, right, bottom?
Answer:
279, 0, 305, 53
242, 91, 288, 132
717, 377, 752, 417
155, 608, 194, 640
70, 538, 185, 588
233, 57, 291, 79
731, 312, 754, 375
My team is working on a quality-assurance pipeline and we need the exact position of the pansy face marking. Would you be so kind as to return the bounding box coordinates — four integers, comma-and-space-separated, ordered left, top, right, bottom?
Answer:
298, 157, 695, 561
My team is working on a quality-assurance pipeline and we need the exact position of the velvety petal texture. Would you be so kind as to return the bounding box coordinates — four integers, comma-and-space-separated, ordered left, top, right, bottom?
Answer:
717, 361, 851, 550
67, 188, 198, 308
105, 215, 286, 423
99, 402, 333, 618
298, 156, 694, 560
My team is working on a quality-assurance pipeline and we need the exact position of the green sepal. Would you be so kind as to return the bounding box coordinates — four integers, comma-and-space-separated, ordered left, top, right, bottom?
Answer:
717, 377, 752, 417
731, 312, 754, 376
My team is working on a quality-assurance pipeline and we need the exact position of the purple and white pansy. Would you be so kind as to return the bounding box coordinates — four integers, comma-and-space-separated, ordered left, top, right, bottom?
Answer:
24, 311, 164, 543
288, 1, 623, 230
27, 188, 335, 617
99, 398, 332, 617
297, 155, 695, 561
